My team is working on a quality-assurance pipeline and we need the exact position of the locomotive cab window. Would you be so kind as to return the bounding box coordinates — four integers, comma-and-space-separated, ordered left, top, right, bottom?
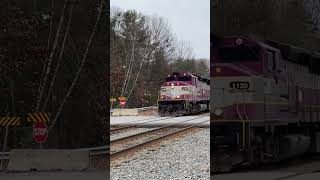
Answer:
267, 50, 276, 72
310, 58, 320, 75
193, 77, 197, 86
218, 46, 259, 62
165, 76, 176, 82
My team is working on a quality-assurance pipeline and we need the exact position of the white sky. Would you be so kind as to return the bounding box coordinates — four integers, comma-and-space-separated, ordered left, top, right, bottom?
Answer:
110, 0, 210, 59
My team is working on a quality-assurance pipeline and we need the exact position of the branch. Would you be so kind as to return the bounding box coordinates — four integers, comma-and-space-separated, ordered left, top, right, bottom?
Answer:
35, 0, 68, 112
42, 3, 75, 112
126, 47, 149, 102
48, 0, 104, 132
121, 31, 136, 96
47, 0, 54, 49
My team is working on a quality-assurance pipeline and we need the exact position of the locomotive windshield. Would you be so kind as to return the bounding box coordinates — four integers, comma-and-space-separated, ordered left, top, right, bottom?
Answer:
165, 76, 176, 82
165, 74, 192, 82
218, 46, 259, 62
178, 76, 192, 81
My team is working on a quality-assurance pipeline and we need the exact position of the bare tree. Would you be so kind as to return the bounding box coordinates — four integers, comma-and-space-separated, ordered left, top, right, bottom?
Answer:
149, 15, 175, 58
48, 0, 105, 132
121, 30, 137, 97
42, 3, 75, 112
36, 0, 68, 112
174, 40, 194, 60
125, 15, 178, 102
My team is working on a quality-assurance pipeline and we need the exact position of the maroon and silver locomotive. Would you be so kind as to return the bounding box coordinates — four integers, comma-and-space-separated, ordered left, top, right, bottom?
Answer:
212, 36, 320, 172
158, 72, 210, 116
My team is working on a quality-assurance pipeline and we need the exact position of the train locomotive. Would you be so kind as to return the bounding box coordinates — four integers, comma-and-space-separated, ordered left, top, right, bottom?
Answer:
211, 35, 320, 172
158, 72, 210, 116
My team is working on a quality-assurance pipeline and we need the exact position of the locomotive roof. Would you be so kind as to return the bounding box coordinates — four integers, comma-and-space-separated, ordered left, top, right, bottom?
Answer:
213, 35, 320, 64
170, 72, 210, 84
192, 74, 210, 84
265, 39, 320, 60
212, 35, 280, 53
257, 41, 280, 52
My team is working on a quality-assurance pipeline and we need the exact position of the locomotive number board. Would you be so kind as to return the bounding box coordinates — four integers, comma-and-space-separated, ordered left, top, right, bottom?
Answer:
229, 81, 250, 90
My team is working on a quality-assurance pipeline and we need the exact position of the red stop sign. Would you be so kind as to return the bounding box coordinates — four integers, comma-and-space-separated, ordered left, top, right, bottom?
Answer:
33, 122, 48, 144
120, 100, 126, 108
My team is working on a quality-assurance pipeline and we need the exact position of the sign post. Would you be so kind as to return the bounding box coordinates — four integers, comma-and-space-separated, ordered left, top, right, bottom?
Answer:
110, 97, 116, 109
33, 122, 48, 149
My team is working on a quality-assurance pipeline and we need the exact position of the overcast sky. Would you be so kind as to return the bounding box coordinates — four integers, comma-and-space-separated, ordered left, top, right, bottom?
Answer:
110, 0, 210, 59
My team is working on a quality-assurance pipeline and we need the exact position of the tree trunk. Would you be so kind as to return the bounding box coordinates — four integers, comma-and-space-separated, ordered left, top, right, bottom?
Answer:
36, 0, 68, 112
42, 3, 74, 112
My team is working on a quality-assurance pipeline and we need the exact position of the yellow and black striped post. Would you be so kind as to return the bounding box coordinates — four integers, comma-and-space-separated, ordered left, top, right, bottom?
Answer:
0, 116, 21, 127
27, 112, 51, 124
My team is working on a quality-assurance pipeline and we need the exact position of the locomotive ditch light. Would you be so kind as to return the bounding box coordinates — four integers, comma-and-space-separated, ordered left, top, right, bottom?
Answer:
214, 108, 223, 116
236, 38, 243, 45
161, 96, 165, 99
176, 95, 180, 99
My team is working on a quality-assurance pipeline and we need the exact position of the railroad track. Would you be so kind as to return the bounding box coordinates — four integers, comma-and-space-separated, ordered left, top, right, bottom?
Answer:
110, 113, 209, 134
110, 116, 181, 134
110, 115, 208, 141
110, 116, 209, 162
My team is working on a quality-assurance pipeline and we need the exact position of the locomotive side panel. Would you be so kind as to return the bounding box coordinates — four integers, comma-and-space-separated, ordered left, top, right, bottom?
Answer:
212, 36, 320, 173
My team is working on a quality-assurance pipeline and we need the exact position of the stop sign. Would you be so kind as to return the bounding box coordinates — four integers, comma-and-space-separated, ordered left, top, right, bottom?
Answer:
33, 122, 48, 144
120, 100, 126, 108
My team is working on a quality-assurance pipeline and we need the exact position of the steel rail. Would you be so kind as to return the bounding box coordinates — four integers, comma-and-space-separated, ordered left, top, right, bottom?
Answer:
110, 119, 209, 161
110, 116, 175, 134
110, 116, 169, 129
110, 115, 209, 144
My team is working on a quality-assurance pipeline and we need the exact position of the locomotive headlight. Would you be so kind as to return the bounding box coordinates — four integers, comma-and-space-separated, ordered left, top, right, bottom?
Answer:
215, 67, 221, 73
214, 108, 223, 116
236, 38, 243, 45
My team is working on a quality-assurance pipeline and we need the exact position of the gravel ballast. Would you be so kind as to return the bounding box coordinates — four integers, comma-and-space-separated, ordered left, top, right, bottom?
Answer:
110, 128, 210, 180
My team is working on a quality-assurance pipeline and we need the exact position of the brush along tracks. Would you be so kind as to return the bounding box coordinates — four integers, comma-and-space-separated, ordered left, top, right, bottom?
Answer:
110, 116, 209, 162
